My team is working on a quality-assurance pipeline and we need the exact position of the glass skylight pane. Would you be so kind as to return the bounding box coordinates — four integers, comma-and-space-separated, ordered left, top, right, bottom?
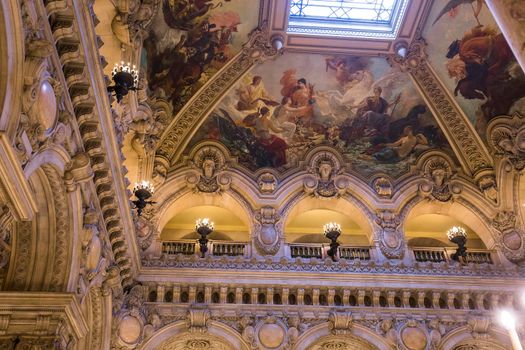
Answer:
287, 0, 408, 39
289, 0, 398, 22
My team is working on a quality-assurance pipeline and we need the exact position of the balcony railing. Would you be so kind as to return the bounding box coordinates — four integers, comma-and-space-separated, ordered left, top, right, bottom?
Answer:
160, 240, 495, 265
290, 243, 323, 259
289, 243, 371, 260
162, 240, 250, 258
412, 247, 494, 264
162, 240, 195, 255
212, 242, 246, 257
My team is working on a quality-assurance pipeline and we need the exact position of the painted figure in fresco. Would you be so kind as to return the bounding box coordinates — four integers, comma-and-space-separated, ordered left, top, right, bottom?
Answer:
446, 26, 525, 123
145, 0, 239, 111
236, 76, 272, 111
242, 107, 288, 167
371, 126, 429, 162
280, 70, 315, 125
186, 55, 453, 177
340, 87, 401, 142
325, 58, 353, 86
432, 0, 484, 26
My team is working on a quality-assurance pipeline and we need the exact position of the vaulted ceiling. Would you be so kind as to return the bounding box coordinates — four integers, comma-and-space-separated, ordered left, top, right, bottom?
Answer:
92, 0, 525, 192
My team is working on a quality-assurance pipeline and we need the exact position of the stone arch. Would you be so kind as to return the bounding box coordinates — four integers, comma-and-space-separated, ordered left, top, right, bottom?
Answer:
0, 0, 24, 137
282, 195, 374, 242
5, 164, 76, 291
293, 322, 391, 350
439, 326, 511, 350
157, 190, 254, 239
139, 321, 250, 350
401, 198, 497, 249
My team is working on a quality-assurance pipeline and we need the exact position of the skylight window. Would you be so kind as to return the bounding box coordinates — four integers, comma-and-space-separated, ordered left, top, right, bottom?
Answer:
288, 0, 409, 39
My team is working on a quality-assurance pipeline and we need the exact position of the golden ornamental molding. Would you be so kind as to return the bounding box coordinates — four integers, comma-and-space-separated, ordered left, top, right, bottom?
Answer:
155, 26, 282, 165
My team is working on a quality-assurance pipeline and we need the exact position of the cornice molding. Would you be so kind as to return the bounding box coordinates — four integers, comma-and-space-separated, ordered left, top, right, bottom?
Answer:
0, 292, 88, 342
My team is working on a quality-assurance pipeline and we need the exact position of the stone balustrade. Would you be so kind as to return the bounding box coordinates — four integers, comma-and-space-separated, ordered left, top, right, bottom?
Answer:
161, 240, 494, 265
412, 247, 494, 264
141, 282, 521, 314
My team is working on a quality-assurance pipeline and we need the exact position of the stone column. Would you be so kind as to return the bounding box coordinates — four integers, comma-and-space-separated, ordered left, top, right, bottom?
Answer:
485, 0, 525, 72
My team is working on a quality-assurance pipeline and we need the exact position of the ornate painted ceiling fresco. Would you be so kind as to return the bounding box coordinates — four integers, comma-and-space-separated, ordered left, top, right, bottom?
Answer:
422, 0, 525, 139
185, 52, 456, 178
141, 0, 260, 113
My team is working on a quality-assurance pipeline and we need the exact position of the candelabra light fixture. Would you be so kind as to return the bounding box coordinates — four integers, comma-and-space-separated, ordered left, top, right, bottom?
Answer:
107, 61, 139, 103
132, 181, 155, 216
323, 222, 341, 262
446, 226, 467, 261
196, 218, 214, 258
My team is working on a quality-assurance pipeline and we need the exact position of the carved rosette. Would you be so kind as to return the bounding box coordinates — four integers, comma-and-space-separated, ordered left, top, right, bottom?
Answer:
253, 206, 282, 256
492, 211, 525, 263
487, 114, 525, 171
375, 210, 404, 259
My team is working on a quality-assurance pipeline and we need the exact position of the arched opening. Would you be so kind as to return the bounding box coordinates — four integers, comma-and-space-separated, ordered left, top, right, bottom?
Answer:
160, 204, 250, 258
286, 209, 368, 245
404, 201, 495, 264
283, 197, 372, 261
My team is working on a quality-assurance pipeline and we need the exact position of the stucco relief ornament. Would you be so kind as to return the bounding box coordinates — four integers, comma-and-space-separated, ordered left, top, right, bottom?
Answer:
304, 153, 348, 199
487, 113, 525, 171
186, 146, 231, 194
15, 35, 64, 166
376, 317, 398, 346
258, 172, 278, 193
134, 208, 157, 251
375, 210, 405, 259
113, 285, 147, 349
399, 320, 428, 350
492, 211, 525, 263
80, 209, 106, 282
254, 206, 282, 256
254, 315, 288, 350
372, 177, 393, 198
419, 157, 461, 202
478, 175, 498, 203
328, 311, 353, 335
